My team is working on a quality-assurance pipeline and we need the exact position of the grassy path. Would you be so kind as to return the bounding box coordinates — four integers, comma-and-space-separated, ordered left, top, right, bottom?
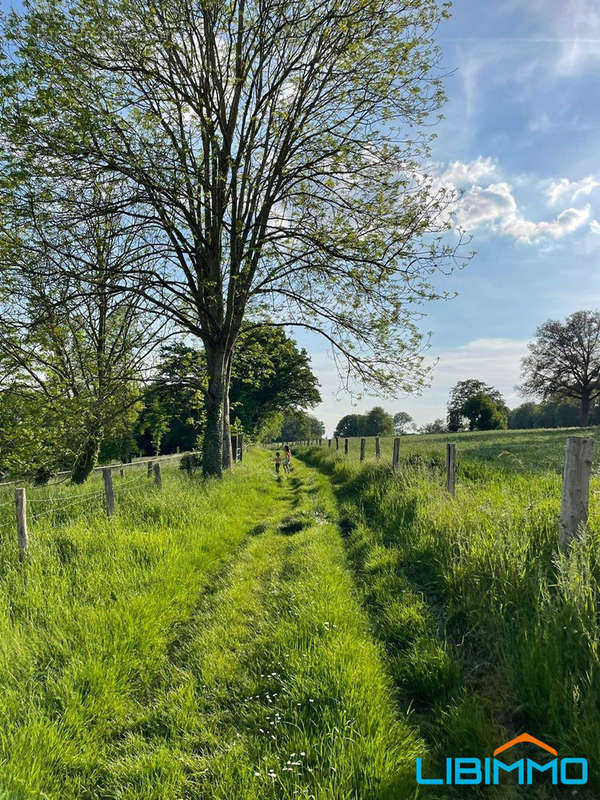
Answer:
0, 454, 425, 799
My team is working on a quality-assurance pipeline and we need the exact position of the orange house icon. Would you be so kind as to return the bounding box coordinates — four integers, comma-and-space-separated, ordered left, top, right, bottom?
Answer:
494, 733, 558, 758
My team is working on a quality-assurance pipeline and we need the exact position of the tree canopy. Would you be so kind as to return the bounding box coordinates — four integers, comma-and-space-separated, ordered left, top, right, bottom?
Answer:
447, 379, 507, 432
520, 311, 600, 427
1, 0, 460, 477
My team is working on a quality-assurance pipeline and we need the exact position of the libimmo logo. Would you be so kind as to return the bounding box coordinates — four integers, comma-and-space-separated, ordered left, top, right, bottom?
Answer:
416, 732, 588, 786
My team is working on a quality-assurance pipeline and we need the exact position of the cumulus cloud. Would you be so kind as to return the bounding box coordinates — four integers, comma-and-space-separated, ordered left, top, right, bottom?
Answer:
438, 160, 593, 244
546, 176, 600, 204
454, 182, 516, 229
591, 220, 600, 234
440, 157, 499, 186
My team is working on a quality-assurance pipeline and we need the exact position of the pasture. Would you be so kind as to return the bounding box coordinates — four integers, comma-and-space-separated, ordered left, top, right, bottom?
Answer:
0, 428, 598, 798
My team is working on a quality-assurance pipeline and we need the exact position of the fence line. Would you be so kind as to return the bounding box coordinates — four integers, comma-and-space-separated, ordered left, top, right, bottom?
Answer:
280, 435, 596, 551
1, 436, 245, 560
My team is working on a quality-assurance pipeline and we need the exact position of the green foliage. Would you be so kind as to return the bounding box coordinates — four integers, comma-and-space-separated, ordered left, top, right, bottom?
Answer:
334, 406, 394, 437
447, 378, 508, 431
508, 399, 582, 429
230, 327, 321, 438
461, 391, 507, 431
279, 409, 324, 441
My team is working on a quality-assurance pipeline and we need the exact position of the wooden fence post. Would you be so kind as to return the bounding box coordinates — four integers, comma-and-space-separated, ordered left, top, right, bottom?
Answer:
147, 460, 153, 478
328, 438, 331, 449
559, 436, 594, 549
446, 443, 456, 496
103, 467, 115, 517
344, 438, 348, 455
360, 438, 366, 462
375, 437, 381, 460
336, 437, 339, 450
119, 466, 124, 478
15, 487, 28, 561
392, 438, 400, 473
231, 434, 238, 463
153, 461, 162, 489
239, 434, 244, 462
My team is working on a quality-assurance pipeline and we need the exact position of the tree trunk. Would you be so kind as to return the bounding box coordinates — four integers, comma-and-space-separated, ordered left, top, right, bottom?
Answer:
580, 393, 591, 427
203, 346, 227, 478
71, 428, 103, 484
222, 355, 233, 470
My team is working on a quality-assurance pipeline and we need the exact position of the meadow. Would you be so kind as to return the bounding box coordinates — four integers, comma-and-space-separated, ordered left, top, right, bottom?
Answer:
299, 426, 600, 797
0, 428, 599, 798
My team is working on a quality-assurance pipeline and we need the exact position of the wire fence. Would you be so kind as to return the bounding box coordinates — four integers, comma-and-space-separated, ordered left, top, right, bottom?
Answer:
0, 440, 245, 561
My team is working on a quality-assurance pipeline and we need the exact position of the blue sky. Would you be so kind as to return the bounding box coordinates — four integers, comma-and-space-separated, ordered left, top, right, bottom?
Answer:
307, 0, 600, 434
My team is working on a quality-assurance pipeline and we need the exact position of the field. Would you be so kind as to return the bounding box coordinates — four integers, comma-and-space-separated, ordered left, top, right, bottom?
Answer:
0, 428, 599, 798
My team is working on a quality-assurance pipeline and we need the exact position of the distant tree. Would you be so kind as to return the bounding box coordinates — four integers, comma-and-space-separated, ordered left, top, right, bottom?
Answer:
508, 402, 540, 429
335, 414, 365, 438
447, 379, 507, 432
461, 392, 507, 430
364, 407, 394, 436
281, 410, 324, 442
393, 411, 414, 434
420, 418, 447, 433
520, 311, 600, 427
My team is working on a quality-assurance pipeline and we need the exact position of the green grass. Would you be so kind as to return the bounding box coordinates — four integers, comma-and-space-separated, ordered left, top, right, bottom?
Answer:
0, 453, 425, 799
3, 429, 600, 798
299, 428, 600, 798
318, 425, 600, 474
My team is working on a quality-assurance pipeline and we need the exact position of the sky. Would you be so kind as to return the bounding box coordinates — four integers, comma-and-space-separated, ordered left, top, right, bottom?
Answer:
303, 0, 600, 435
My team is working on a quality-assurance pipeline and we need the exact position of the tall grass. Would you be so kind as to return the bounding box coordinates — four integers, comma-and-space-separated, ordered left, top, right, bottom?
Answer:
300, 439, 600, 798
0, 453, 426, 799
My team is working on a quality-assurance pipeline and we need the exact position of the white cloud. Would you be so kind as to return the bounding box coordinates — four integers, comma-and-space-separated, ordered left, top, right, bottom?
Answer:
454, 182, 516, 228
505, 205, 590, 242
440, 156, 499, 186
591, 220, 600, 234
452, 178, 591, 244
434, 338, 528, 401
546, 176, 600, 204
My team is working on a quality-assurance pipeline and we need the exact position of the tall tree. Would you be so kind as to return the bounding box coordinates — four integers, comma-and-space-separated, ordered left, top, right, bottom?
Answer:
0, 191, 168, 481
447, 379, 506, 432
230, 327, 321, 437
1, 0, 461, 477
520, 311, 600, 427
334, 414, 364, 438
393, 411, 414, 434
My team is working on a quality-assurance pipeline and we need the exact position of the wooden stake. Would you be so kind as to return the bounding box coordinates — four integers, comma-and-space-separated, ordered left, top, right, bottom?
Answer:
147, 460, 153, 478
119, 466, 124, 478
360, 438, 366, 462
446, 443, 456, 496
15, 488, 28, 561
344, 438, 349, 455
153, 461, 162, 489
376, 437, 381, 460
103, 468, 115, 517
559, 436, 594, 549
392, 438, 400, 473
336, 437, 339, 450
